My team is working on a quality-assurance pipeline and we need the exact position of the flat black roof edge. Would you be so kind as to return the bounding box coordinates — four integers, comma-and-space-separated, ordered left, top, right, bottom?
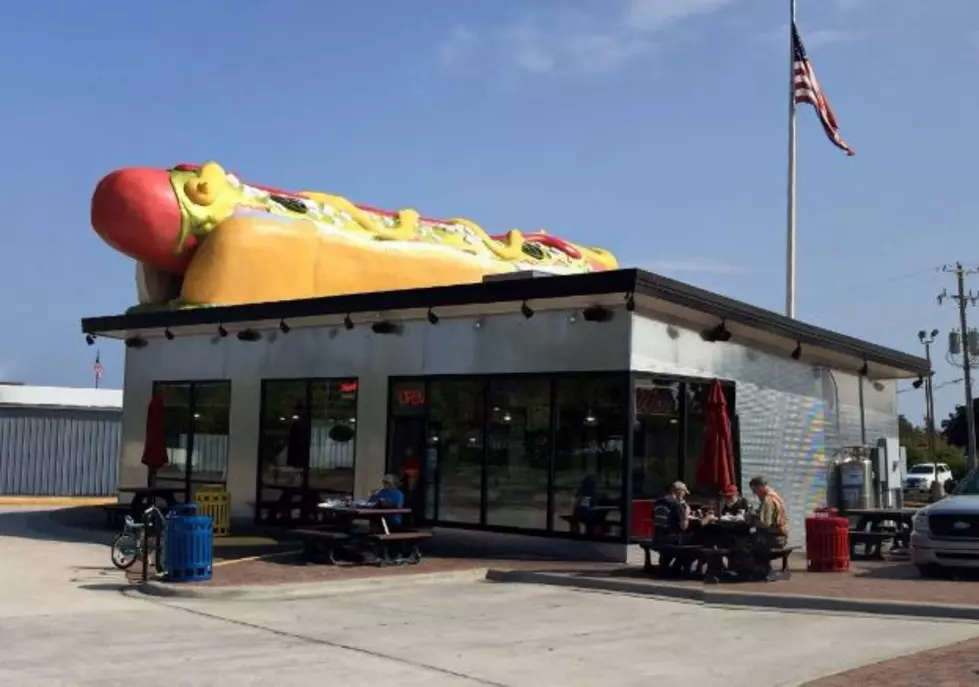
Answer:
80, 267, 928, 375
80, 269, 640, 333
632, 271, 928, 374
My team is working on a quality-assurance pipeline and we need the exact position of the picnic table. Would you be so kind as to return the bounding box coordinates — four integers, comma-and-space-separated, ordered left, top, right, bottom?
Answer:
102, 487, 183, 527
846, 507, 918, 558
560, 505, 620, 538
293, 504, 428, 566
256, 486, 349, 524
639, 519, 798, 583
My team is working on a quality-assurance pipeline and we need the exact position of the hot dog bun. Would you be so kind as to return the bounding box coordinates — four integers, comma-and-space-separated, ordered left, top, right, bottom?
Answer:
91, 162, 619, 308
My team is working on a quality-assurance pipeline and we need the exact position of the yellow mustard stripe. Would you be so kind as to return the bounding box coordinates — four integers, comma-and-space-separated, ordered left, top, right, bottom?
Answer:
181, 161, 618, 269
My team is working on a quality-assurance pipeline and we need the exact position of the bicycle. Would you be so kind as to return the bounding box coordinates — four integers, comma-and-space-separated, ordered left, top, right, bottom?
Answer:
110, 506, 166, 571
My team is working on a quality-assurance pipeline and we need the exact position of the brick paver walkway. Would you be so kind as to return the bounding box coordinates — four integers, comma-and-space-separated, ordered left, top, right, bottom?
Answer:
804, 636, 979, 686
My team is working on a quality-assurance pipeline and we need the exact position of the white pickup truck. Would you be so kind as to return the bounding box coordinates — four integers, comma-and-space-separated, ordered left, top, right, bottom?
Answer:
903, 462, 953, 496
911, 469, 979, 576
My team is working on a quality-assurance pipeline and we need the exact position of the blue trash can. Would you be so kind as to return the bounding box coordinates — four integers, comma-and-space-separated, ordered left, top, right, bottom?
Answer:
164, 507, 213, 583
168, 503, 199, 517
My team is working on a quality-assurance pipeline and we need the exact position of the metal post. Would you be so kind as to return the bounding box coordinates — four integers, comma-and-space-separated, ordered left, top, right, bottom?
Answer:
857, 372, 867, 445
956, 266, 978, 469
924, 342, 937, 456
785, 0, 798, 319
141, 509, 149, 583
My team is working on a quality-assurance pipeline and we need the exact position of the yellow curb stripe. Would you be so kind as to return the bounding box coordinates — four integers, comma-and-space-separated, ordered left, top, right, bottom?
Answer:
213, 549, 302, 568
0, 496, 115, 506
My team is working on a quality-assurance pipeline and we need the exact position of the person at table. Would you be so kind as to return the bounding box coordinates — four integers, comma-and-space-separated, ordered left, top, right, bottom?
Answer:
653, 481, 693, 544
572, 474, 611, 536
369, 474, 405, 526
748, 476, 788, 547
719, 484, 749, 518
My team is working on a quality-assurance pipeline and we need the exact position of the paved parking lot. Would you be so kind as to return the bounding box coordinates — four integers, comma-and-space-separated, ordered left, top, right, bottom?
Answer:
2, 507, 979, 687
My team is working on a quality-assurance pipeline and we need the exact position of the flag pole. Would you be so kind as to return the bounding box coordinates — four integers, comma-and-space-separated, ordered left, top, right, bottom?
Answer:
785, 0, 798, 319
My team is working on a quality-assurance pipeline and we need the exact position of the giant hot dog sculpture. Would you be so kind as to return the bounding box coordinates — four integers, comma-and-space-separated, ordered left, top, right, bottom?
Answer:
91, 162, 619, 308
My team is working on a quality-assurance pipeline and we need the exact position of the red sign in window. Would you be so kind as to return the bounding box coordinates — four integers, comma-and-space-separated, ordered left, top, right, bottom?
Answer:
398, 389, 425, 406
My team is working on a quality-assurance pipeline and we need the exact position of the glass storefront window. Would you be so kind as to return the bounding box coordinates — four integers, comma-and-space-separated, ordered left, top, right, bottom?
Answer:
552, 377, 626, 535
257, 378, 358, 524
152, 381, 231, 497
427, 379, 484, 524
388, 380, 428, 522
156, 383, 191, 487
633, 380, 681, 499
683, 380, 737, 499
190, 382, 231, 483
485, 378, 551, 530
259, 380, 308, 491
309, 379, 357, 494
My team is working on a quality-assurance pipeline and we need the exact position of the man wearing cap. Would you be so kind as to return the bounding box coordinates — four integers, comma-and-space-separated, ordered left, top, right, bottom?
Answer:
653, 481, 692, 545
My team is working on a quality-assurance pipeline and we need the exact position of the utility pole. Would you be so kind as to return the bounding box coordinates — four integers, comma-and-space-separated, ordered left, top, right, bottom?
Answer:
917, 329, 939, 457
939, 263, 979, 470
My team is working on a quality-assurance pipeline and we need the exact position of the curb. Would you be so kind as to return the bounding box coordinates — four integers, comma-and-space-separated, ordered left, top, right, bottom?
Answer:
485, 570, 979, 621
0, 497, 114, 507
135, 567, 491, 601
485, 569, 705, 603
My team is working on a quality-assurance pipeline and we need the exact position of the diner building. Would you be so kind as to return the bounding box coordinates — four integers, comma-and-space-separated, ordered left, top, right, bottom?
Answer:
81, 269, 928, 557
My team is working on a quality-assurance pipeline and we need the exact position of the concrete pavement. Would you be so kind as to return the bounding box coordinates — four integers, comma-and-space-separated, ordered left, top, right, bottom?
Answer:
2, 506, 979, 686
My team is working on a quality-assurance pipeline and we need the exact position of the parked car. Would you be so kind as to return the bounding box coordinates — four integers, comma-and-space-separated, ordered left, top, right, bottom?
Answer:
903, 462, 953, 495
911, 468, 979, 577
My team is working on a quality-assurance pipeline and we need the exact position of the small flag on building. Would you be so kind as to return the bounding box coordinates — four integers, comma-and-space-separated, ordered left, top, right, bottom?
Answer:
792, 23, 854, 156
93, 350, 104, 389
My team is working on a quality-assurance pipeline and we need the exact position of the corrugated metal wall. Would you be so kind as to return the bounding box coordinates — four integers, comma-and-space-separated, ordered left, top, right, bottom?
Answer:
0, 406, 121, 496
631, 315, 903, 548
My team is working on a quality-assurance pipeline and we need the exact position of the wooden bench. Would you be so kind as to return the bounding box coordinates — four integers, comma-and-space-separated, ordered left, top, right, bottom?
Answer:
101, 503, 132, 528
768, 546, 800, 572
368, 531, 432, 566
638, 540, 703, 576
702, 545, 799, 584
849, 530, 891, 559
292, 529, 350, 564
560, 514, 611, 538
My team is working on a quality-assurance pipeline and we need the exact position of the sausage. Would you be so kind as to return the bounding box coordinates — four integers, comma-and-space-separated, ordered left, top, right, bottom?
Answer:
91, 167, 196, 276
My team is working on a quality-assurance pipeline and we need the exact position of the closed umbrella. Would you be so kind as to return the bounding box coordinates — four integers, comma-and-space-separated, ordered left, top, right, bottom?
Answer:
141, 393, 169, 484
694, 379, 736, 495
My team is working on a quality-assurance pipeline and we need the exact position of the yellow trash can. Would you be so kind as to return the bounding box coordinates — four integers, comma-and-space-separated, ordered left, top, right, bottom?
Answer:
194, 485, 231, 537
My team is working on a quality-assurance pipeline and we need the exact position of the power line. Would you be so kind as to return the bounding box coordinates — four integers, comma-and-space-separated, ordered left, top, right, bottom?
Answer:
899, 377, 965, 394
938, 263, 979, 469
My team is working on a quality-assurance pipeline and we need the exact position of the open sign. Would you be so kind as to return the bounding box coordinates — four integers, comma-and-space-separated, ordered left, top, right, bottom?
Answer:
399, 389, 425, 406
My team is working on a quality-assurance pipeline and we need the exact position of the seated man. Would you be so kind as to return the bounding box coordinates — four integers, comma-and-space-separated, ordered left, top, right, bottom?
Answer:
652, 481, 696, 574
369, 474, 406, 526
724, 476, 788, 581
748, 476, 788, 547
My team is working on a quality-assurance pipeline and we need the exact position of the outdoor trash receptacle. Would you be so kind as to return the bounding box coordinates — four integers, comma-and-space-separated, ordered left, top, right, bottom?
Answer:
168, 503, 198, 517
194, 486, 231, 537
164, 507, 213, 583
805, 508, 849, 573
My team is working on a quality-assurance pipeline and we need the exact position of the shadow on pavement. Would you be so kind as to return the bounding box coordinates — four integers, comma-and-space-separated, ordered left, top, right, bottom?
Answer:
77, 582, 130, 593
0, 506, 115, 546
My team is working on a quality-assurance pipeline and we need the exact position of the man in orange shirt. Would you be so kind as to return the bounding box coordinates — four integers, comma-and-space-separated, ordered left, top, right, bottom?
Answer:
749, 476, 788, 548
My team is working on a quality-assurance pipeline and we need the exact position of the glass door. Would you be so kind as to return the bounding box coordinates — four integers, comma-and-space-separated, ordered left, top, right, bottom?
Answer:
388, 380, 429, 525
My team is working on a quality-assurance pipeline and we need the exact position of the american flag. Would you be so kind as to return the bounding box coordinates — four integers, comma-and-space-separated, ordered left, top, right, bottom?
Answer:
93, 350, 104, 388
793, 23, 854, 156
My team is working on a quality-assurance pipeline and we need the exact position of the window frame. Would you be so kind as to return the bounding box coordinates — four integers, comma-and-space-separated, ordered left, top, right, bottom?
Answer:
151, 379, 232, 502
386, 371, 631, 542
254, 377, 360, 523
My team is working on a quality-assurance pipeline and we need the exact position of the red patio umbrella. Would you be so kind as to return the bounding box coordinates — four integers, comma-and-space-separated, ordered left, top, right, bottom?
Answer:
694, 379, 736, 494
141, 393, 169, 483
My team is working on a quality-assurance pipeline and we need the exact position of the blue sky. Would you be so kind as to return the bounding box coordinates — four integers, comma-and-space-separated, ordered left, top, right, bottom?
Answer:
1, 0, 975, 425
